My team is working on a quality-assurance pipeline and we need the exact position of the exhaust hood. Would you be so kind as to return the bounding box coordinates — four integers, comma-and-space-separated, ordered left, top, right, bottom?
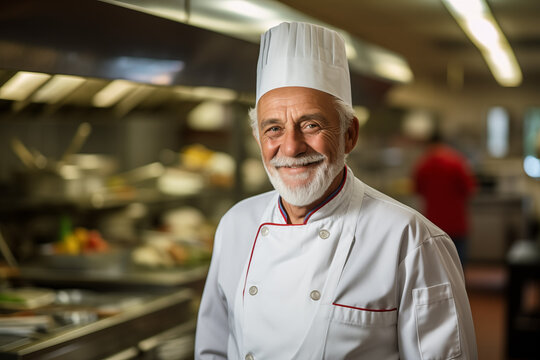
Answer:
0, 0, 260, 92
102, 0, 413, 84
0, 0, 411, 108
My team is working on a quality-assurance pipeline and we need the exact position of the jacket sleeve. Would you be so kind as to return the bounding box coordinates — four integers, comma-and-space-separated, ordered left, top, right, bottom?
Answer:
397, 235, 478, 359
194, 221, 229, 359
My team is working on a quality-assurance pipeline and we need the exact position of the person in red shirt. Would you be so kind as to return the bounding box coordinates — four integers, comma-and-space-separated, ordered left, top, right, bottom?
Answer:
413, 131, 476, 267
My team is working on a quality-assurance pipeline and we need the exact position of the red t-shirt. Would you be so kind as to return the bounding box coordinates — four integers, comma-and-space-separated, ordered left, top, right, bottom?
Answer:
413, 145, 476, 237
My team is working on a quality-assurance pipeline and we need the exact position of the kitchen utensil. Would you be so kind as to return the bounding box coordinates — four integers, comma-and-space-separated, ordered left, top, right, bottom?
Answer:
10, 138, 38, 169
111, 162, 165, 185
61, 122, 92, 163
17, 154, 118, 201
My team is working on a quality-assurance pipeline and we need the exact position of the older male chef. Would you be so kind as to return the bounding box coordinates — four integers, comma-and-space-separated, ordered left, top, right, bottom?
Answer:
195, 22, 478, 359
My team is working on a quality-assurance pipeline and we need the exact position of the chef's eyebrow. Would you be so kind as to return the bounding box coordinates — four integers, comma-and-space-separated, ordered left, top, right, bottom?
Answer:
298, 113, 327, 123
260, 113, 327, 130
259, 118, 282, 130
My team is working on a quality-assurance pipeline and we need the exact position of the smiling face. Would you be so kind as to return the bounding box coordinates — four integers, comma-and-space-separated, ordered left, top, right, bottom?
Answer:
256, 86, 357, 207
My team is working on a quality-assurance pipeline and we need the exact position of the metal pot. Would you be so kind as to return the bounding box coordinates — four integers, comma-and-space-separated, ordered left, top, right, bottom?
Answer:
17, 154, 118, 202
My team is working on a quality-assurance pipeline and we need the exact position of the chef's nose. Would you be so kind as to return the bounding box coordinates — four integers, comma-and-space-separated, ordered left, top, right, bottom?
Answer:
280, 128, 307, 157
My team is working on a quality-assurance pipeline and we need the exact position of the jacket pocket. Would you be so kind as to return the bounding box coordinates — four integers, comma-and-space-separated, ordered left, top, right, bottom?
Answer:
331, 303, 397, 327
323, 304, 398, 359
413, 283, 461, 360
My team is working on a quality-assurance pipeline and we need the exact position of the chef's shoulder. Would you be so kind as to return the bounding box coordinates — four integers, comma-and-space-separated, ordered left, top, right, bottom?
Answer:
218, 190, 277, 230
360, 184, 446, 251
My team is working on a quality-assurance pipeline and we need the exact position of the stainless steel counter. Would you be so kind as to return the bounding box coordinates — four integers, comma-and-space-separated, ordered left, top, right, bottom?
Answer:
0, 288, 195, 360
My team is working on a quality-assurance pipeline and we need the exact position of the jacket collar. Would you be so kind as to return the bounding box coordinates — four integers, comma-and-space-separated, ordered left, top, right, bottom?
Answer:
272, 166, 354, 225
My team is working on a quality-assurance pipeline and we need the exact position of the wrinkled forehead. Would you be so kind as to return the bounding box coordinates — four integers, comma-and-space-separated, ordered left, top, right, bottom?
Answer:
257, 86, 338, 123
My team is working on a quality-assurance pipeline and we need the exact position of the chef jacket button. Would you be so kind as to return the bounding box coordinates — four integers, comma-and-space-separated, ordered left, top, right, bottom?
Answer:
319, 229, 330, 239
310, 290, 321, 301
249, 286, 258, 296
245, 353, 254, 360
261, 226, 269, 236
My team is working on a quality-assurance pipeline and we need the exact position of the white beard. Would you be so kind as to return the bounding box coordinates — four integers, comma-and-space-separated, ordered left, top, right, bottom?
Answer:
262, 142, 346, 207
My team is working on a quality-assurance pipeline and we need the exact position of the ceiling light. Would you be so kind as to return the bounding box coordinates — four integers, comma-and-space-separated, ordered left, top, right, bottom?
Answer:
92, 80, 136, 107
485, 47, 521, 87
174, 86, 237, 102
174, 86, 195, 99
442, 0, 522, 87
443, 0, 487, 16
192, 87, 237, 102
114, 85, 155, 117
372, 57, 414, 84
218, 1, 277, 20
466, 17, 500, 49
0, 71, 51, 101
32, 74, 86, 103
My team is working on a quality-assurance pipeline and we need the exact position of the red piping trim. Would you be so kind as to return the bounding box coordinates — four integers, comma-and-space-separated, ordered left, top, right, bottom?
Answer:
242, 224, 263, 298
243, 169, 348, 297
243, 222, 304, 298
332, 302, 397, 312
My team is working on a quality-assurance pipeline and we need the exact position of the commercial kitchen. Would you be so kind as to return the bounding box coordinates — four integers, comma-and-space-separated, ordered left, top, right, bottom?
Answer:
0, 0, 539, 359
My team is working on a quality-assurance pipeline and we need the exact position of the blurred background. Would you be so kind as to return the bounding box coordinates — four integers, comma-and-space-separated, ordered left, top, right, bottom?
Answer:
0, 0, 539, 359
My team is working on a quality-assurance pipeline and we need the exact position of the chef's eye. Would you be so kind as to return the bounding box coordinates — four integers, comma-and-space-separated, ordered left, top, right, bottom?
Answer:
266, 126, 282, 132
303, 123, 320, 132
264, 126, 282, 136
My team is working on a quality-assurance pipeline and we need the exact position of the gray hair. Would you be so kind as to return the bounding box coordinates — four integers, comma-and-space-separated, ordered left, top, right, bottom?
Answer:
248, 97, 355, 139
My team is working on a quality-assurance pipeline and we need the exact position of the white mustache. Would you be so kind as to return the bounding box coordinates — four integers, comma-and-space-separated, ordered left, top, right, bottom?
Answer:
270, 154, 326, 168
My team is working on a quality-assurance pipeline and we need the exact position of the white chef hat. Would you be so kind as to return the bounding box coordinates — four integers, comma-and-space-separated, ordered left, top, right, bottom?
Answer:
256, 22, 352, 106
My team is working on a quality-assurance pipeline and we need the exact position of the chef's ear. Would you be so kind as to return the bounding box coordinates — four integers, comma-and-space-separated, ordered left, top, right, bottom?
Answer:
344, 117, 359, 154
249, 107, 261, 145
252, 128, 261, 145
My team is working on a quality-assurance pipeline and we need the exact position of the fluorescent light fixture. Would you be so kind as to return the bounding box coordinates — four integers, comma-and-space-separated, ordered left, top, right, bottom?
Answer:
192, 87, 237, 101
444, 0, 487, 17
345, 33, 413, 83
114, 84, 155, 117
371, 53, 414, 83
174, 86, 237, 102
0, 71, 51, 101
218, 0, 278, 21
92, 80, 136, 107
442, 0, 522, 87
467, 17, 500, 49
174, 85, 195, 99
32, 74, 86, 103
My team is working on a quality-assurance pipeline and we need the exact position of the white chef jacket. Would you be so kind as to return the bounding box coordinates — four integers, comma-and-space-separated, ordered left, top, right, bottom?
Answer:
195, 167, 477, 359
